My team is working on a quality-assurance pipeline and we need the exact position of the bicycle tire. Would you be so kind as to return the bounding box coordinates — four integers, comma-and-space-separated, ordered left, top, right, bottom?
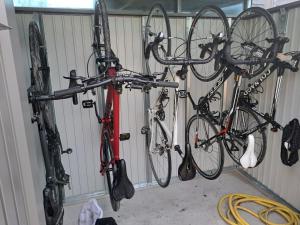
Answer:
187, 5, 229, 82
148, 118, 172, 187
95, 0, 111, 62
223, 106, 267, 167
103, 132, 120, 211
29, 21, 56, 132
225, 7, 278, 77
144, 3, 171, 81
29, 21, 65, 225
187, 114, 224, 180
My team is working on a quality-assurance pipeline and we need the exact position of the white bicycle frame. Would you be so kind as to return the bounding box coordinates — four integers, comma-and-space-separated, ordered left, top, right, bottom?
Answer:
148, 102, 178, 154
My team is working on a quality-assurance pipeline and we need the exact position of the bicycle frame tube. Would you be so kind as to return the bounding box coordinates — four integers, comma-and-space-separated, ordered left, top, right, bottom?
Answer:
270, 75, 283, 120
241, 63, 284, 128
222, 74, 243, 133
198, 67, 233, 108
148, 109, 172, 145
101, 67, 120, 163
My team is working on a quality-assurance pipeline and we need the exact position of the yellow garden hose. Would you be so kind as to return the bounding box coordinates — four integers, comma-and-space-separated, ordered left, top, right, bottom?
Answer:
218, 193, 300, 225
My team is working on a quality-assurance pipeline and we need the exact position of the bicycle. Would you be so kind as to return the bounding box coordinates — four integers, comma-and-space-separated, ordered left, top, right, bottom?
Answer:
27, 21, 71, 225
144, 3, 229, 81
29, 0, 179, 212
141, 87, 186, 187
185, 38, 300, 180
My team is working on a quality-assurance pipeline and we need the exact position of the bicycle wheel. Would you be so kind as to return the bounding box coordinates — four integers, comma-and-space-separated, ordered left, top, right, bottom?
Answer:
223, 106, 267, 166
29, 21, 65, 225
187, 6, 229, 81
148, 118, 172, 187
94, 0, 111, 61
144, 3, 171, 80
103, 132, 120, 211
187, 114, 224, 179
94, 0, 105, 67
29, 21, 56, 132
226, 7, 278, 77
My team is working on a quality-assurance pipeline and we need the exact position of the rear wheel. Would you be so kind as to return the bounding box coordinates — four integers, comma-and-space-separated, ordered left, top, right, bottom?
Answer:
144, 3, 171, 80
103, 132, 120, 211
148, 118, 172, 187
187, 114, 224, 179
187, 6, 229, 81
223, 106, 267, 166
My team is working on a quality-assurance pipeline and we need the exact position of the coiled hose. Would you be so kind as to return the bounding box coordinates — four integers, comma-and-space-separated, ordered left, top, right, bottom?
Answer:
218, 193, 300, 225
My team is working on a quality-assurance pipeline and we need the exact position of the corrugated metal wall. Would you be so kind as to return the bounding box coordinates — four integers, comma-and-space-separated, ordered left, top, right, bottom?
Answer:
245, 7, 300, 209
16, 5, 300, 209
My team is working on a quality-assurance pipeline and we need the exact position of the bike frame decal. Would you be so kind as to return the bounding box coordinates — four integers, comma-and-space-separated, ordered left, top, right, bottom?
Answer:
200, 68, 232, 107
242, 65, 276, 96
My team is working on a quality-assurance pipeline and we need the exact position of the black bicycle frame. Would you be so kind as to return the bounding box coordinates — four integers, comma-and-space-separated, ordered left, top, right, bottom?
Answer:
239, 64, 284, 136
191, 61, 285, 147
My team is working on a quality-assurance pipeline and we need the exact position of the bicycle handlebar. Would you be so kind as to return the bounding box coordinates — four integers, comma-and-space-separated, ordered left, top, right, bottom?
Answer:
31, 74, 179, 101
147, 32, 220, 65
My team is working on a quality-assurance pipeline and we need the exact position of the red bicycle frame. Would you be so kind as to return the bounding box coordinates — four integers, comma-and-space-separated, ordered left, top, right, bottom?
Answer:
100, 67, 120, 173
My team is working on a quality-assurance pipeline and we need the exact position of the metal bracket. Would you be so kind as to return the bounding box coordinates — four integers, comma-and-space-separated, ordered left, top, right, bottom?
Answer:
0, 22, 12, 30
278, 8, 288, 35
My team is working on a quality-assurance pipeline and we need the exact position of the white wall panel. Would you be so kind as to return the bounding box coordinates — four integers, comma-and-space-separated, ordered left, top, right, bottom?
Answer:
244, 8, 300, 209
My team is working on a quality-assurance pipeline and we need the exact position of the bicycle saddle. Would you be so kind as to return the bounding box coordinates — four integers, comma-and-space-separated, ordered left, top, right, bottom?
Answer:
240, 134, 257, 169
178, 144, 196, 181
112, 159, 135, 201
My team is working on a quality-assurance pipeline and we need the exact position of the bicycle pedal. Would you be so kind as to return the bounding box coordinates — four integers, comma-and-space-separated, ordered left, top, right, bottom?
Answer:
82, 100, 94, 108
141, 126, 150, 135
62, 148, 72, 154
174, 145, 183, 156
120, 133, 130, 141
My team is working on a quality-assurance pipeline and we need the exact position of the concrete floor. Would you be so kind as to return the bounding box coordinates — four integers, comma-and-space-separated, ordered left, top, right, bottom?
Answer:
64, 170, 283, 225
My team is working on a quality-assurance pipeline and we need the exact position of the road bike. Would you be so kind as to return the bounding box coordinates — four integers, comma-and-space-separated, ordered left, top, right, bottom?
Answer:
142, 4, 230, 185
185, 38, 300, 180
28, 21, 71, 225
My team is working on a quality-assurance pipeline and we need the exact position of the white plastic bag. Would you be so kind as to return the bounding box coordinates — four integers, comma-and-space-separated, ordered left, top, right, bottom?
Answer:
78, 198, 103, 225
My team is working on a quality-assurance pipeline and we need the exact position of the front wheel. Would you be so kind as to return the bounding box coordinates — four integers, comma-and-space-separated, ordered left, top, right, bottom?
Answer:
187, 114, 224, 179
187, 5, 229, 81
148, 118, 171, 187
103, 132, 120, 211
223, 106, 267, 167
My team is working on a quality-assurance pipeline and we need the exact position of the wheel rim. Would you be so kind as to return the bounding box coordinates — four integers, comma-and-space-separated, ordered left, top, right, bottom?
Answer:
223, 107, 266, 166
148, 120, 171, 187
229, 7, 277, 76
188, 6, 228, 81
188, 116, 223, 178
144, 4, 171, 80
